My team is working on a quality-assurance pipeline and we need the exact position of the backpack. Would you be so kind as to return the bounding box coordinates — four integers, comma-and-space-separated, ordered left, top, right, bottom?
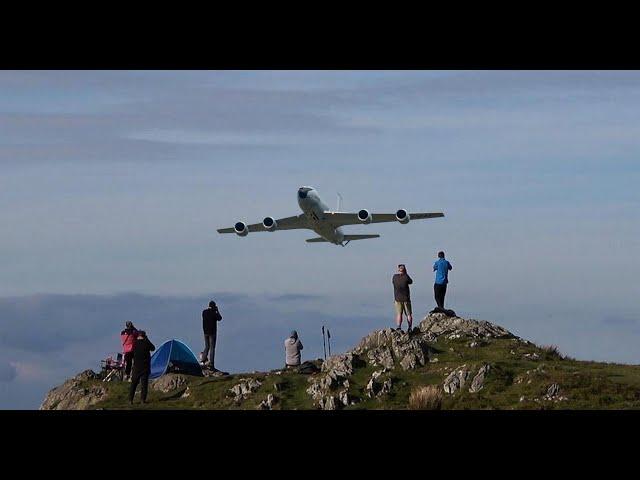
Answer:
429, 306, 457, 317
298, 361, 320, 375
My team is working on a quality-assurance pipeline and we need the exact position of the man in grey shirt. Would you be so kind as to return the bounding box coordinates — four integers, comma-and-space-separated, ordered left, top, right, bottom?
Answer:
284, 330, 304, 367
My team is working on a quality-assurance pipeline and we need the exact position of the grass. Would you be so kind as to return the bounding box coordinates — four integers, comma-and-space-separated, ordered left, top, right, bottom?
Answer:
408, 385, 443, 410
84, 335, 640, 410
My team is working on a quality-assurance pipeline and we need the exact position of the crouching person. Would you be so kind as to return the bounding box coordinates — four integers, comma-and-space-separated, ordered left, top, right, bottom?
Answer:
284, 330, 303, 368
129, 331, 155, 405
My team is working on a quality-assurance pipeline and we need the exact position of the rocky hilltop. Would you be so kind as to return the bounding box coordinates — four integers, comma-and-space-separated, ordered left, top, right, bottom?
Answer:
41, 312, 640, 410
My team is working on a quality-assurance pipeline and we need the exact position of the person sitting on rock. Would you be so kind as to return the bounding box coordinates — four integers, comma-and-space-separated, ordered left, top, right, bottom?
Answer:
284, 330, 304, 368
392, 264, 413, 333
129, 330, 155, 406
120, 321, 138, 381
433, 251, 453, 309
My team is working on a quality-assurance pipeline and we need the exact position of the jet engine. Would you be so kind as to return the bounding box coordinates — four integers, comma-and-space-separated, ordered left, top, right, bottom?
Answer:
234, 221, 249, 237
396, 209, 410, 224
263, 216, 277, 232
357, 209, 372, 224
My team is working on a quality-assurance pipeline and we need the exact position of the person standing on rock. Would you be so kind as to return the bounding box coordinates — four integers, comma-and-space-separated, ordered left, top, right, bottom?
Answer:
129, 330, 155, 405
392, 264, 413, 333
284, 330, 304, 368
120, 321, 138, 381
202, 300, 223, 371
433, 251, 453, 309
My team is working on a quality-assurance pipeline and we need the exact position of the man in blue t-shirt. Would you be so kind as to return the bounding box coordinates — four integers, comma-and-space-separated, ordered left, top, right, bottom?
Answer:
433, 251, 453, 309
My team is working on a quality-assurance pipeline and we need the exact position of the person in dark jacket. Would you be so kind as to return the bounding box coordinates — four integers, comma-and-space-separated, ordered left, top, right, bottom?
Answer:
202, 300, 222, 371
129, 331, 155, 405
392, 264, 413, 332
120, 321, 138, 381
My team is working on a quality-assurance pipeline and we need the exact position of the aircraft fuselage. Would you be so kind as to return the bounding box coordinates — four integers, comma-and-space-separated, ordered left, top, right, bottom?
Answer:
297, 187, 345, 245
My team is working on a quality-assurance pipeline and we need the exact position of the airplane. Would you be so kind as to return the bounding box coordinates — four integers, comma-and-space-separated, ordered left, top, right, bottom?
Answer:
217, 186, 445, 246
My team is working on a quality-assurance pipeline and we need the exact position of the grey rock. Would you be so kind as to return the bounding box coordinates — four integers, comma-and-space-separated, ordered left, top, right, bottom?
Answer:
152, 373, 190, 393
544, 383, 561, 400
353, 327, 432, 371
40, 370, 107, 410
443, 365, 471, 394
321, 353, 356, 377
76, 369, 99, 381
306, 381, 324, 401
419, 313, 514, 341
306, 356, 353, 409
319, 395, 336, 410
366, 369, 393, 398
258, 394, 275, 410
229, 378, 262, 401
202, 369, 229, 378
366, 347, 395, 369
469, 364, 491, 393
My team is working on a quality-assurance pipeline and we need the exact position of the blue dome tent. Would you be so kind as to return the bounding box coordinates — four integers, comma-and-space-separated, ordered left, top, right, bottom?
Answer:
150, 339, 203, 379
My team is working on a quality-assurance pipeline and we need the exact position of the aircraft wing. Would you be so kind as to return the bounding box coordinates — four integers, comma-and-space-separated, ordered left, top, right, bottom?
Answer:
217, 214, 310, 233
323, 211, 444, 227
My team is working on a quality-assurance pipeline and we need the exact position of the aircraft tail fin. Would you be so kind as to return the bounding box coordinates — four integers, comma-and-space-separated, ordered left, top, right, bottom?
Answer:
306, 237, 330, 243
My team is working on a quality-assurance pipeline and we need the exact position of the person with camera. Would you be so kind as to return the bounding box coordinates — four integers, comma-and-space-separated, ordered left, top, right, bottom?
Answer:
202, 300, 223, 371
120, 321, 138, 381
392, 264, 414, 333
128, 330, 155, 405
433, 251, 453, 309
284, 330, 304, 368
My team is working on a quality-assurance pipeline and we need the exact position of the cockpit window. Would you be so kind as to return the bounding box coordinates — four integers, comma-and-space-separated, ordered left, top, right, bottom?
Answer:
298, 189, 308, 199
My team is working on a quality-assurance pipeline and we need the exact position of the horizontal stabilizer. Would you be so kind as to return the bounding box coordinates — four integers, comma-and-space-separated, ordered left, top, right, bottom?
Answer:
306, 237, 330, 243
343, 234, 380, 241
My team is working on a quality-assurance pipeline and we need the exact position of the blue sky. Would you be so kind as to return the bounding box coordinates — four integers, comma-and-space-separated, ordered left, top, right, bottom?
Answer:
1, 71, 639, 408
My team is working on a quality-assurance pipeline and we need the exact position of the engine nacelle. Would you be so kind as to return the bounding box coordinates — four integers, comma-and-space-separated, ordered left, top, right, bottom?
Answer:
396, 209, 410, 224
263, 216, 277, 232
357, 209, 372, 224
234, 221, 249, 237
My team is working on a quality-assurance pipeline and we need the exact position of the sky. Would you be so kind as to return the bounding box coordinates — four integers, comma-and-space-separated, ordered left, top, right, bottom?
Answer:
1, 70, 639, 409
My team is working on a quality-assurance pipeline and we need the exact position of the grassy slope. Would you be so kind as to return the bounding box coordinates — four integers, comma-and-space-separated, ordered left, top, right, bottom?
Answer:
87, 335, 640, 410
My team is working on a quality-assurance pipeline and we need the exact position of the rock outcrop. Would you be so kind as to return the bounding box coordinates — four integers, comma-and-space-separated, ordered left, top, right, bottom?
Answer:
469, 364, 491, 393
152, 373, 189, 393
366, 369, 393, 398
352, 328, 433, 371
258, 394, 276, 410
420, 313, 514, 341
229, 378, 262, 402
306, 353, 355, 410
443, 365, 471, 394
40, 370, 107, 410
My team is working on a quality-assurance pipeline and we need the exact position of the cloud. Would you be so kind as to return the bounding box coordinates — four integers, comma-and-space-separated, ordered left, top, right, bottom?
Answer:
268, 293, 325, 302
602, 316, 638, 327
0, 362, 17, 382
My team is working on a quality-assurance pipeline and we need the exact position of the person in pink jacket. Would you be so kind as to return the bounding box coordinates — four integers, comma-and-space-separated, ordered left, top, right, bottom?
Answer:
120, 321, 138, 381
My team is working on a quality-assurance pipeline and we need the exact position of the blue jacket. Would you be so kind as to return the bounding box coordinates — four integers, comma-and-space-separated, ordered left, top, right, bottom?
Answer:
433, 258, 452, 285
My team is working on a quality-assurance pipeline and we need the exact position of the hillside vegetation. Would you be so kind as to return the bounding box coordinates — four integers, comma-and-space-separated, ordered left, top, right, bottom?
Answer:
41, 313, 640, 410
